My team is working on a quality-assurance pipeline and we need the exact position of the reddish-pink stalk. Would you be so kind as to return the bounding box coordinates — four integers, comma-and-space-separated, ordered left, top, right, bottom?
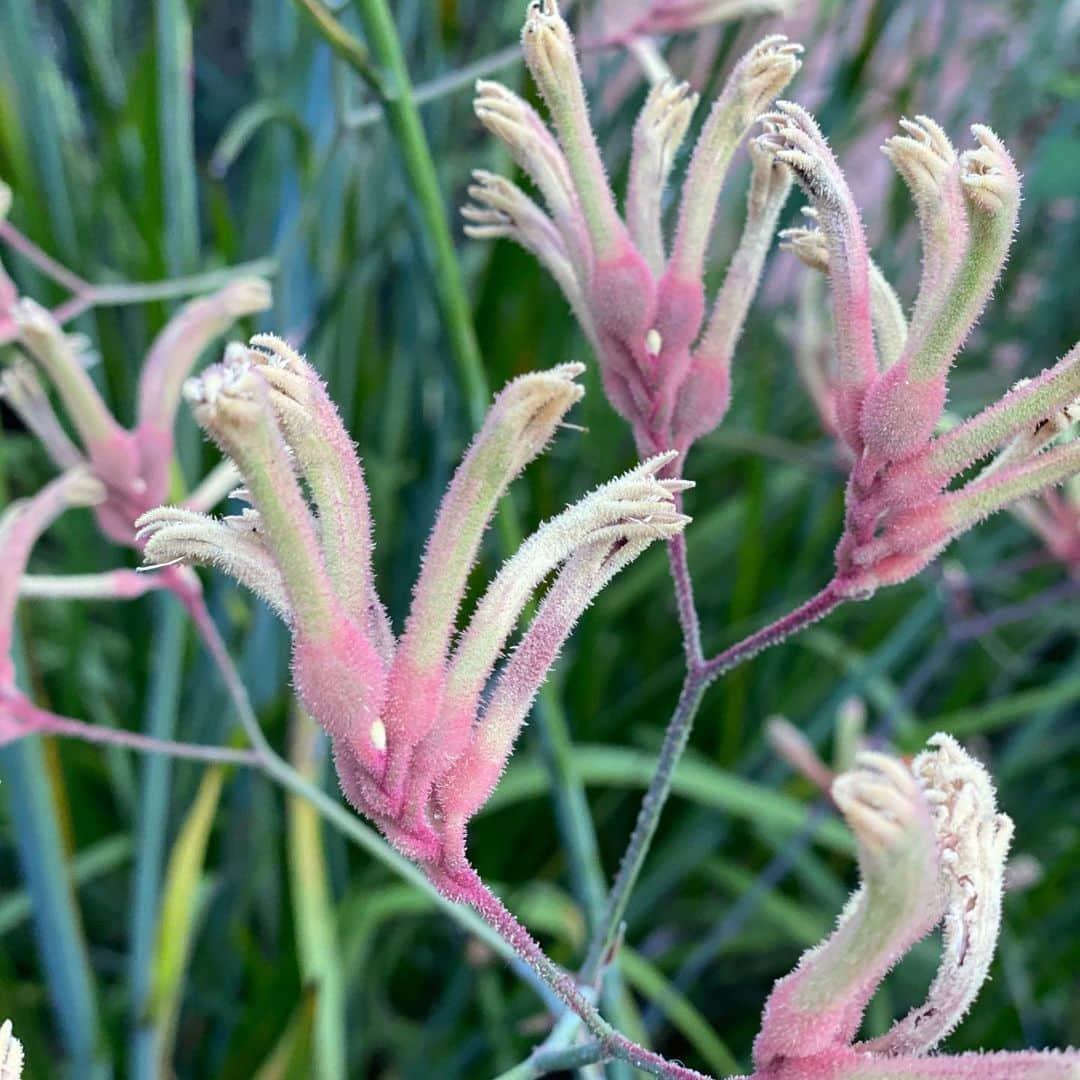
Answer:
444, 864, 712, 1080
582, 577, 847, 982
3, 696, 259, 765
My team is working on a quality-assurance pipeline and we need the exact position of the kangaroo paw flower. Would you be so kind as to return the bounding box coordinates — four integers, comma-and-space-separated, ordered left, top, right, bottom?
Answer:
754, 747, 942, 1064
752, 735, 1079, 1079
470, 16, 801, 459
141, 348, 688, 884
773, 109, 1077, 597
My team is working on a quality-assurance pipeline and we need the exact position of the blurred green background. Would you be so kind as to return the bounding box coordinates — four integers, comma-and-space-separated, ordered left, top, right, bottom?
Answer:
0, 0, 1077, 1076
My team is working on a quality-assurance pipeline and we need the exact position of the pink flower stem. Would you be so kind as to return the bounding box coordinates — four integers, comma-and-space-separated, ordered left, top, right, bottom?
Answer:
699, 580, 844, 683
8, 697, 260, 766
667, 531, 704, 665
0, 219, 89, 294
454, 866, 712, 1080
581, 577, 845, 984
163, 569, 276, 760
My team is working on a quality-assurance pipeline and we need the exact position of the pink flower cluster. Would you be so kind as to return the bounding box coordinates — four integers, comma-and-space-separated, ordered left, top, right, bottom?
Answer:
137, 339, 689, 892
758, 107, 1080, 598
465, 0, 802, 458
0, 208, 271, 743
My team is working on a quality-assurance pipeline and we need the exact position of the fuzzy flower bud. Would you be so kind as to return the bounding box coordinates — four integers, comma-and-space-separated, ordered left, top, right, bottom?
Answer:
135, 278, 271, 501
754, 748, 943, 1064
13, 298, 142, 494
757, 102, 878, 452
1, 468, 105, 690
864, 734, 1013, 1056
0, 357, 84, 469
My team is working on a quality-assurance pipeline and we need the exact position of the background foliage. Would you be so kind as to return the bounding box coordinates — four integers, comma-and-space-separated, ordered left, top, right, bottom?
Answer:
0, 0, 1077, 1076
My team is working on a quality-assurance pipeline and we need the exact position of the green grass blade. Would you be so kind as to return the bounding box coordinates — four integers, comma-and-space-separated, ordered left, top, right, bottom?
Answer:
129, 597, 186, 1079
487, 745, 854, 854
286, 713, 346, 1080
0, 627, 107, 1076
149, 764, 227, 1068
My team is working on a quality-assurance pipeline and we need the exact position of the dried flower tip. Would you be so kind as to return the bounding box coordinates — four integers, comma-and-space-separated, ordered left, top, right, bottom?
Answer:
0, 1019, 23, 1080
960, 125, 1021, 216
985, 395, 1077, 476
779, 223, 828, 273
928, 345, 1080, 480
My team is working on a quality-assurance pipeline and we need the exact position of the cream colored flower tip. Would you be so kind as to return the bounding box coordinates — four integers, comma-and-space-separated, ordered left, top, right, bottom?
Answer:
0, 1020, 24, 1080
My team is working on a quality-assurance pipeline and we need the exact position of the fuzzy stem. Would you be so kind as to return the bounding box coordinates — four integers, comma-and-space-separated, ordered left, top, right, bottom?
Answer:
0, 215, 274, 346
581, 670, 708, 984
169, 571, 276, 761
6, 698, 260, 765
0, 218, 88, 293
456, 868, 712, 1080
700, 581, 844, 682
581, 581, 845, 983
667, 531, 704, 665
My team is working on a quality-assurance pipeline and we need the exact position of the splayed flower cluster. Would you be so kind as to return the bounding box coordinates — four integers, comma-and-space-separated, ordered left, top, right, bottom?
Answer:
759, 106, 1080, 598
137, 338, 689, 890
466, 0, 802, 457
750, 734, 1078, 1079
0, 188, 271, 744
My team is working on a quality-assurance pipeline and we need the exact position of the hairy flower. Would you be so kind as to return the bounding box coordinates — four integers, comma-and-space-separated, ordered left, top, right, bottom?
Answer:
138, 338, 690, 890
0, 181, 271, 745
467, 0, 802, 458
758, 106, 1080, 598
750, 735, 1079, 1080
